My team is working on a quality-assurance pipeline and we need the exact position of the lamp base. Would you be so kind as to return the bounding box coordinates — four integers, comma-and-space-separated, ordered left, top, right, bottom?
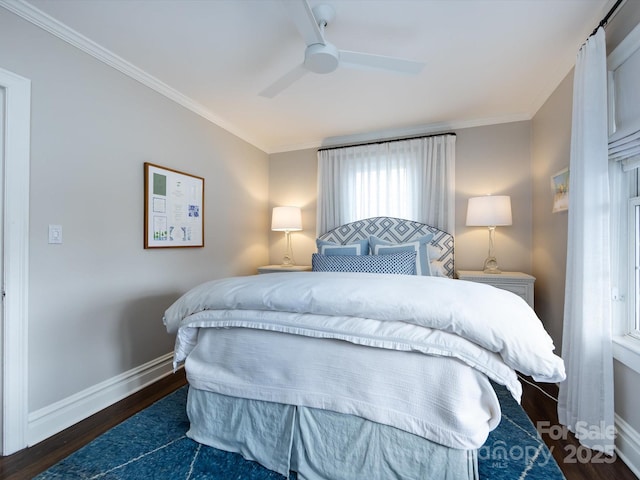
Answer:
482, 256, 502, 274
281, 231, 296, 266
281, 256, 295, 267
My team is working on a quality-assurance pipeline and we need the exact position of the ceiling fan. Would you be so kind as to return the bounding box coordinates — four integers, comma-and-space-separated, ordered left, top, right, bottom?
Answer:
259, 0, 426, 98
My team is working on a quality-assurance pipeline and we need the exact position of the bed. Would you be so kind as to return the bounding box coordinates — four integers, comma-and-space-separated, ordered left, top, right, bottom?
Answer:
163, 217, 565, 480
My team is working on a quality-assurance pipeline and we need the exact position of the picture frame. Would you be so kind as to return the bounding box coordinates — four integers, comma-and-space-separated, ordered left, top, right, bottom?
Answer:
144, 162, 204, 248
551, 167, 569, 213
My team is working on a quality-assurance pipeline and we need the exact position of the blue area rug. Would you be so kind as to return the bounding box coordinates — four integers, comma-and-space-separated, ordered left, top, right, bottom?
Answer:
35, 383, 564, 479
478, 384, 565, 480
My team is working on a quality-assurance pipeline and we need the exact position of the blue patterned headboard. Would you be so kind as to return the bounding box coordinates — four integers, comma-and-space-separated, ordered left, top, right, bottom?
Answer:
318, 217, 455, 278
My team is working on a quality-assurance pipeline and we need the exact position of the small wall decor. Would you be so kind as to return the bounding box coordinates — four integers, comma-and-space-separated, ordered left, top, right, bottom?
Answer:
551, 167, 569, 213
144, 162, 204, 248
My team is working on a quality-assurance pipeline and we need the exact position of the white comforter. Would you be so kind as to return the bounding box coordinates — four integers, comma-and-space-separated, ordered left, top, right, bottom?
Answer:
164, 272, 565, 394
164, 271, 565, 450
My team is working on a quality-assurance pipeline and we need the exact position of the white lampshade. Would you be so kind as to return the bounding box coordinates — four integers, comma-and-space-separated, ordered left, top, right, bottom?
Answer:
271, 206, 302, 231
466, 196, 512, 227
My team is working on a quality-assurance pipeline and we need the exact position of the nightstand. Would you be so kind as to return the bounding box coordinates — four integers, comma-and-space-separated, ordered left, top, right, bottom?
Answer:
257, 265, 312, 274
456, 270, 535, 308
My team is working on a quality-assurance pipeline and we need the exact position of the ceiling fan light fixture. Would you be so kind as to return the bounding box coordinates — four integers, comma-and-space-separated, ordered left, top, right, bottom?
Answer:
304, 42, 339, 74
261, 0, 425, 97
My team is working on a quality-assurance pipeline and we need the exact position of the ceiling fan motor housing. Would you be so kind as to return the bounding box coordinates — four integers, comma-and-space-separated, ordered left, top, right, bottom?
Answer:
304, 42, 339, 74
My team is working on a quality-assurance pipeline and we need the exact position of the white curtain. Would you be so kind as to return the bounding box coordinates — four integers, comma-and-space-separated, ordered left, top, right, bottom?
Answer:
557, 27, 615, 455
316, 135, 455, 235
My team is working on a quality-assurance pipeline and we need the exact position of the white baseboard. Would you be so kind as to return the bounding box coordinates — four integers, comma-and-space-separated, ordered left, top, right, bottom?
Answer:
616, 413, 640, 478
27, 353, 179, 447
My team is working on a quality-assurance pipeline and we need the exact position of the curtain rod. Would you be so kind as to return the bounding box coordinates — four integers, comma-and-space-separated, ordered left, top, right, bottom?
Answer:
317, 132, 456, 152
590, 0, 625, 37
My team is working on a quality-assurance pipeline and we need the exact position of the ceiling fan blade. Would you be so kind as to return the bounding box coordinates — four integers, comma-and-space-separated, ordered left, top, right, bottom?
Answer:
339, 50, 425, 75
259, 65, 309, 98
281, 0, 325, 46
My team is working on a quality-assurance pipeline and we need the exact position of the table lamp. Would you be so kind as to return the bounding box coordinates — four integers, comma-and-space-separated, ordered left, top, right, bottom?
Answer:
466, 195, 512, 274
271, 206, 302, 266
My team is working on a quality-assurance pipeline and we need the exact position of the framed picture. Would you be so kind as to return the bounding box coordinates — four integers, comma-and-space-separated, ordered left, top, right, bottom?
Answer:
144, 163, 204, 248
551, 168, 569, 213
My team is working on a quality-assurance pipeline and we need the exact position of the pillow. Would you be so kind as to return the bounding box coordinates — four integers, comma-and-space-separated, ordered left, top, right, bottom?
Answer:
312, 251, 417, 275
430, 260, 448, 278
427, 244, 442, 261
369, 234, 434, 276
427, 244, 447, 277
316, 238, 369, 256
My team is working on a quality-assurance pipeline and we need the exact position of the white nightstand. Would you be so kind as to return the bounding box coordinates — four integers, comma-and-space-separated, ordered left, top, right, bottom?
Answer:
456, 270, 535, 308
257, 265, 312, 274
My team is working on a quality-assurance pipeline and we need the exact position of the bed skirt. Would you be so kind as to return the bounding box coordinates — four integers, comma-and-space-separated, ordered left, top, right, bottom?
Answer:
186, 387, 478, 480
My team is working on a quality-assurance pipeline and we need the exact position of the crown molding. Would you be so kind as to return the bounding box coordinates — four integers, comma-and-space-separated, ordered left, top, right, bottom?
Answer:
0, 0, 269, 153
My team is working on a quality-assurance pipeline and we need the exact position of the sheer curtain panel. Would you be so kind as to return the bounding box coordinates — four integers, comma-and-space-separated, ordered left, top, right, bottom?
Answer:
557, 27, 615, 455
316, 135, 455, 235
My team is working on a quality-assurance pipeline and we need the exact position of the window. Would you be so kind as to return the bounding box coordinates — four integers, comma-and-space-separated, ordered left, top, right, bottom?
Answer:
316, 135, 456, 235
608, 22, 640, 368
628, 197, 640, 340
353, 165, 411, 220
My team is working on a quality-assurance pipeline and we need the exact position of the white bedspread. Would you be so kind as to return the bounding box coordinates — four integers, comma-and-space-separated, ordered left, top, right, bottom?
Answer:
164, 272, 565, 393
186, 327, 501, 449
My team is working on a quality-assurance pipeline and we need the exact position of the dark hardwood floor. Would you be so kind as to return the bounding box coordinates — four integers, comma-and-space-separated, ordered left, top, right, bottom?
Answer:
0, 369, 187, 480
519, 376, 637, 480
0, 369, 636, 479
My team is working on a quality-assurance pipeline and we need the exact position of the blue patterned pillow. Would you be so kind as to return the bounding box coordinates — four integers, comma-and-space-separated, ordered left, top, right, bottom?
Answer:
316, 238, 369, 256
369, 234, 434, 276
312, 251, 416, 275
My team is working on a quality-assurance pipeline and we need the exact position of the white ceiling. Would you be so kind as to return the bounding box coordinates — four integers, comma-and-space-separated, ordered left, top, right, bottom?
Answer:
11, 0, 612, 153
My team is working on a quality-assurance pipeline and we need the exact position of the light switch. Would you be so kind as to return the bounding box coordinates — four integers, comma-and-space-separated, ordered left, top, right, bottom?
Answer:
48, 225, 62, 244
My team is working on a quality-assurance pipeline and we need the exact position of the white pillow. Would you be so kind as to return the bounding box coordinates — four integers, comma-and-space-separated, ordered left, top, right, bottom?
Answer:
427, 244, 447, 277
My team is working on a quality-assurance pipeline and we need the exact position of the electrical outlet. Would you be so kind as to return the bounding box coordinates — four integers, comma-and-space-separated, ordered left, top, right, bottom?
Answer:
48, 225, 62, 244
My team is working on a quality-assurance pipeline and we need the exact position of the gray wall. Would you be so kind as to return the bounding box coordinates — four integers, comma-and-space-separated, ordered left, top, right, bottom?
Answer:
531, 71, 573, 351
0, 10, 269, 412
455, 122, 532, 273
269, 122, 534, 275
268, 148, 318, 266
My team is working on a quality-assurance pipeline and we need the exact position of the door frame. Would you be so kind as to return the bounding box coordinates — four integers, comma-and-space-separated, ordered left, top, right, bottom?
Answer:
0, 67, 31, 455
